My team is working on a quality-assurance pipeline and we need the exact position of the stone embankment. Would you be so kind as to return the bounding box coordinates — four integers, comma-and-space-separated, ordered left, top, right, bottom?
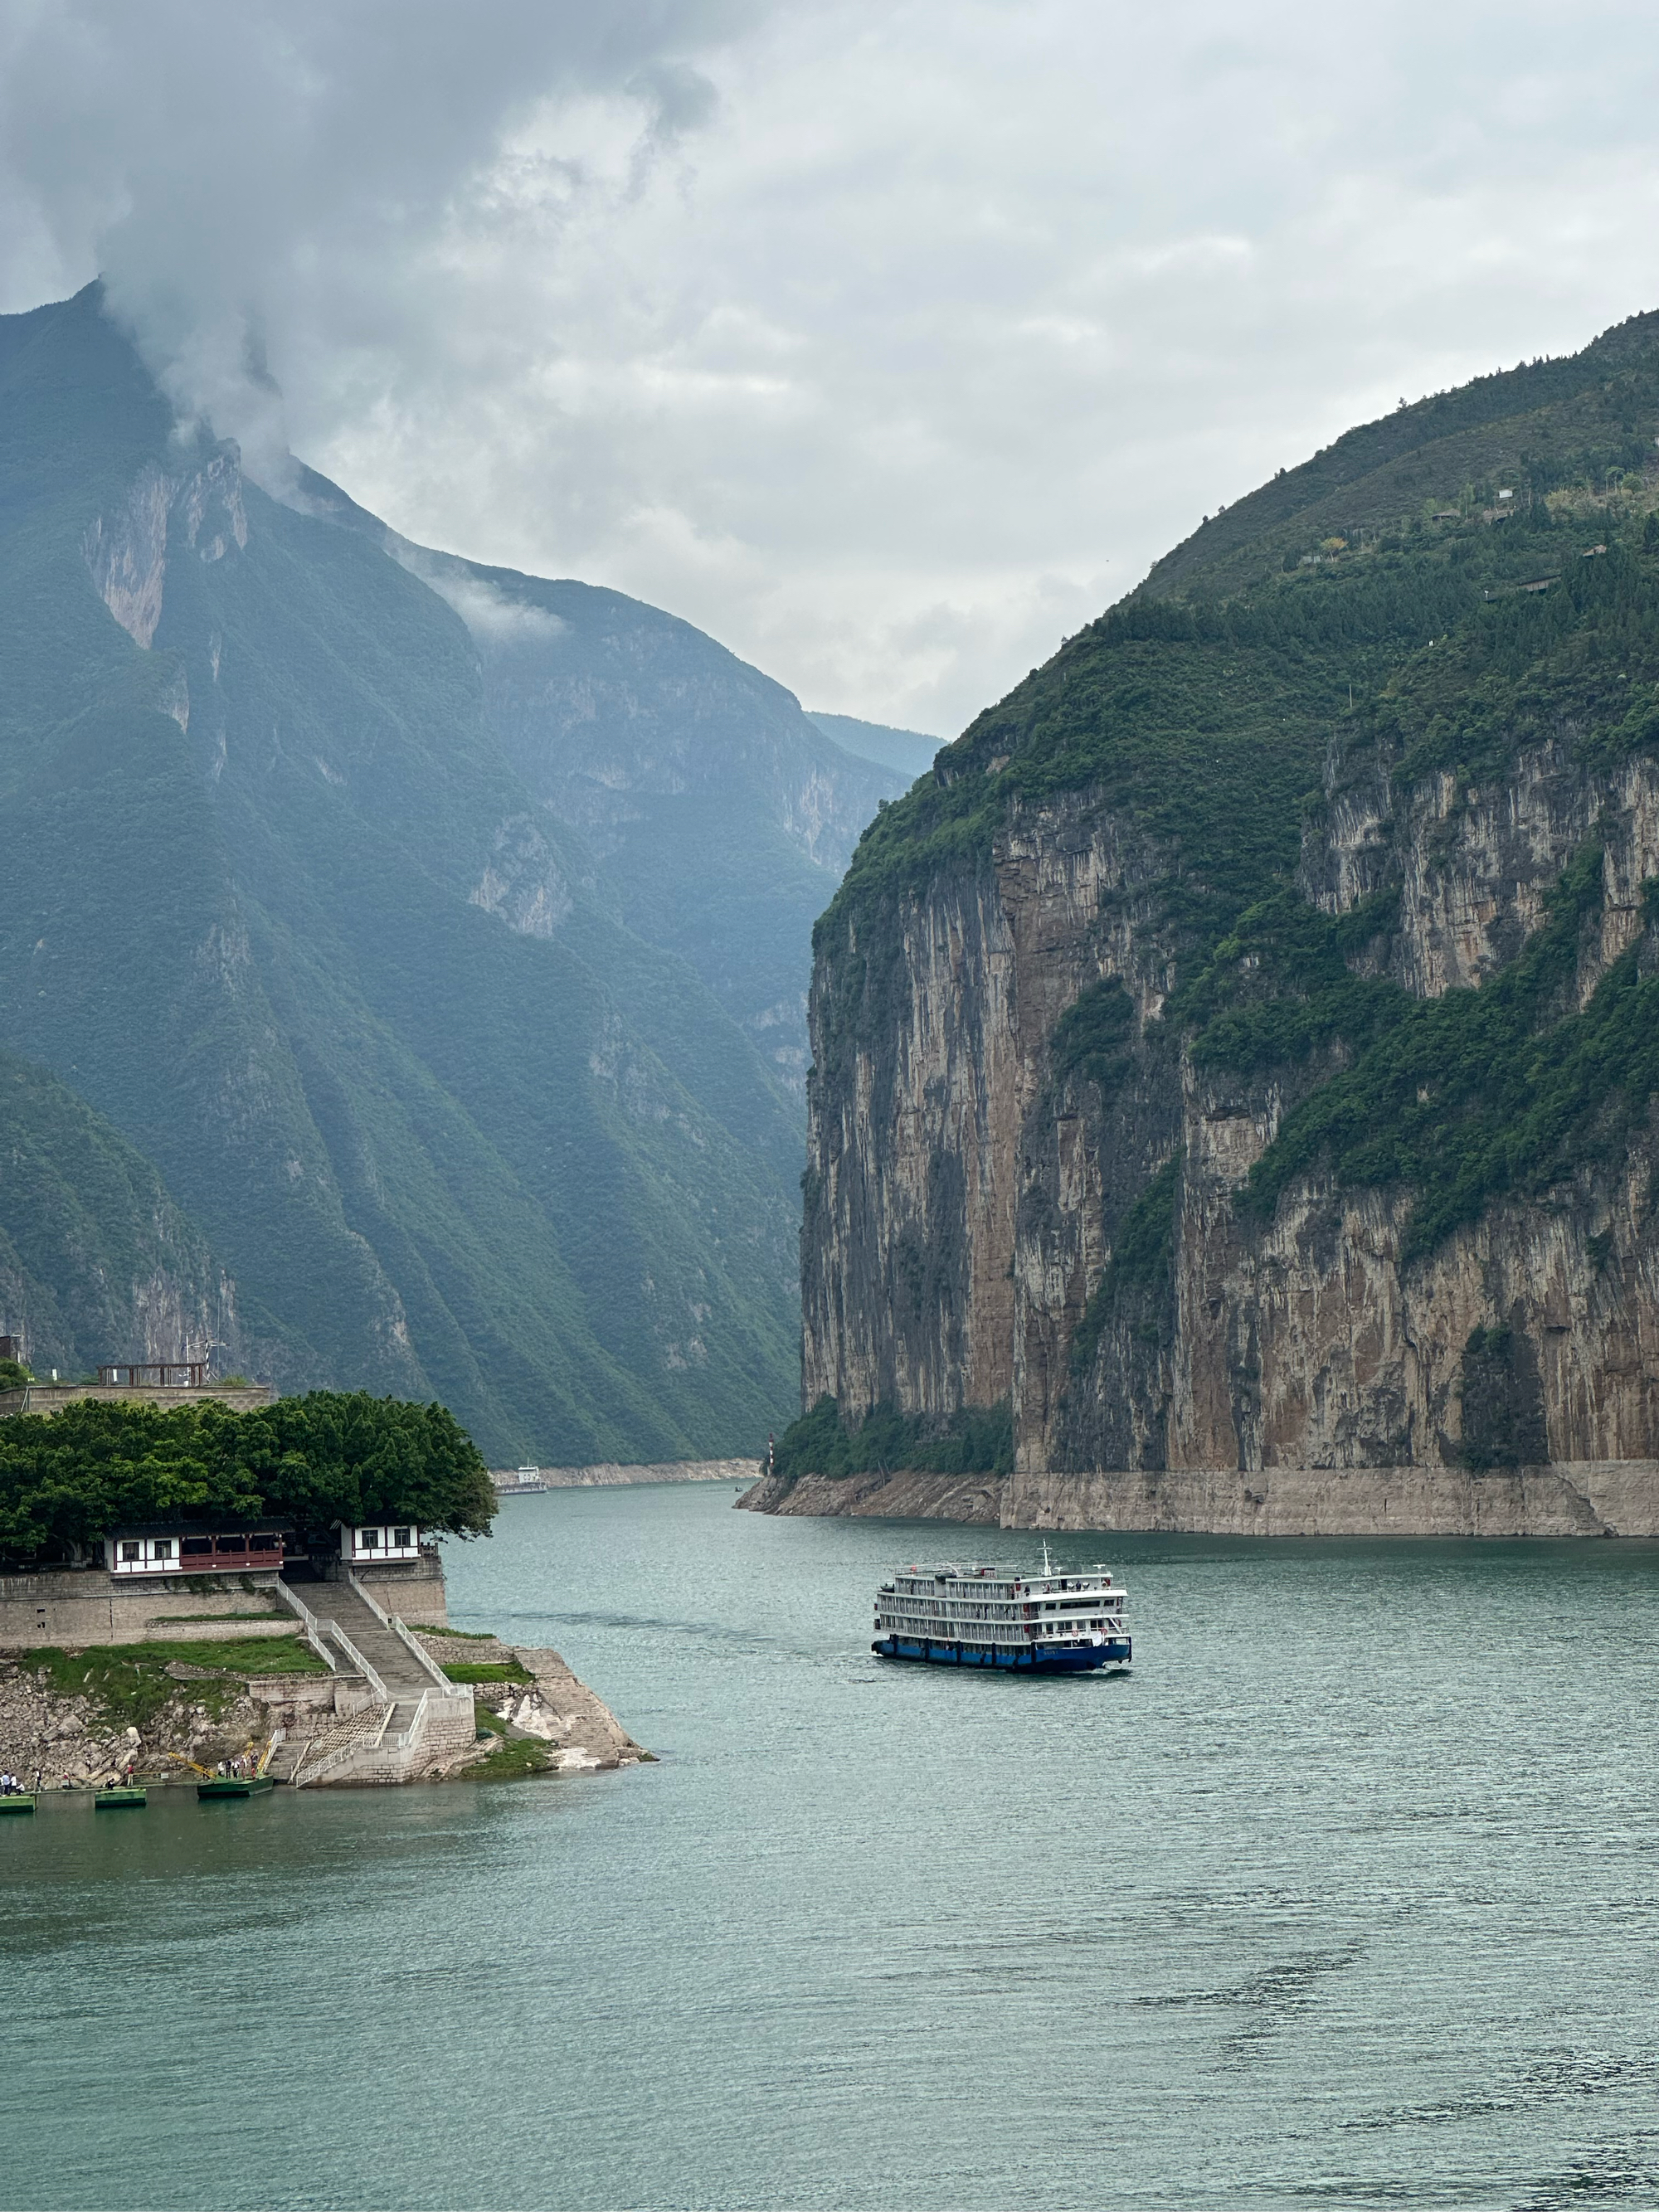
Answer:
737, 1468, 1002, 1525
416, 1633, 646, 1771
0, 1636, 645, 1790
504, 1459, 757, 1489
739, 1459, 1659, 1537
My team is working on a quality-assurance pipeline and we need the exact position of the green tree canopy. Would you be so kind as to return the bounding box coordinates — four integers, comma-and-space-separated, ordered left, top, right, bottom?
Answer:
0, 1390, 495, 1565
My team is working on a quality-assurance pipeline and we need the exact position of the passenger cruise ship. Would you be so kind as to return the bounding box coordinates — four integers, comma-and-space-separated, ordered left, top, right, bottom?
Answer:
873, 1552, 1130, 1672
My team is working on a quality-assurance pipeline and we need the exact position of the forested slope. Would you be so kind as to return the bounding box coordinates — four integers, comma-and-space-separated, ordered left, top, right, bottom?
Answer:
0, 1050, 241, 1382
285, 469, 904, 1101
0, 283, 825, 1464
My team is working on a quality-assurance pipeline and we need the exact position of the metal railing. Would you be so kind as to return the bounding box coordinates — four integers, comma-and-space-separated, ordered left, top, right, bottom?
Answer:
322, 1622, 389, 1704
271, 1578, 339, 1671
292, 1703, 395, 1788
341, 1568, 465, 1698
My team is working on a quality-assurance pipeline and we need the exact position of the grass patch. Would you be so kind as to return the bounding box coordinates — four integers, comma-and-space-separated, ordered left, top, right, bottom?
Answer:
161, 1636, 329, 1676
18, 1636, 328, 1732
416, 1623, 499, 1639
467, 1707, 554, 1781
440, 1660, 533, 1685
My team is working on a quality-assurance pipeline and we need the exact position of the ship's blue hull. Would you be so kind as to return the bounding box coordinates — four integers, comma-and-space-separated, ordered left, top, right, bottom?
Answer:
873, 1636, 1130, 1673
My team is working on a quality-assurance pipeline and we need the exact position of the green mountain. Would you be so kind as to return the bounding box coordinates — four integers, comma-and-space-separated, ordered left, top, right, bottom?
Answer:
807, 712, 941, 783
0, 280, 849, 1465
285, 472, 905, 1101
784, 306, 1659, 1520
0, 1048, 240, 1382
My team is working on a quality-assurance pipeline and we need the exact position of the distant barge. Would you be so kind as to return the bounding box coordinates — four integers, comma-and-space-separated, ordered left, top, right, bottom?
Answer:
873, 1557, 1131, 1672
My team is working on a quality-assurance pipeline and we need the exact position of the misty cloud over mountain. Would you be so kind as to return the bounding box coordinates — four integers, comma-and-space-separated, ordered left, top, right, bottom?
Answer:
7, 1, 1659, 739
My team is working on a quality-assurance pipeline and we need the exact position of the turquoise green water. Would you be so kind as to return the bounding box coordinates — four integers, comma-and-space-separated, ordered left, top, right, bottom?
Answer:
4, 1485, 1659, 2211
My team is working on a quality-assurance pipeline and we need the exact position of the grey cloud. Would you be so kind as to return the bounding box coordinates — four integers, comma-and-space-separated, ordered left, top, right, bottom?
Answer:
0, 0, 760, 469
394, 547, 569, 646
5, 0, 1659, 735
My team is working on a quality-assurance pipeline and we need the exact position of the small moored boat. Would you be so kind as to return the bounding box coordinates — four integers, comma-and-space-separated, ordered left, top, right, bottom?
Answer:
196, 1775, 274, 1800
0, 1792, 35, 1815
94, 1787, 147, 1810
873, 1548, 1131, 1673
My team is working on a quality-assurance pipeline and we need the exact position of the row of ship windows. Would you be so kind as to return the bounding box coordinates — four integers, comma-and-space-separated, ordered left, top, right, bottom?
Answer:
880, 1624, 1116, 1642
882, 1602, 1120, 1621
878, 1615, 1117, 1634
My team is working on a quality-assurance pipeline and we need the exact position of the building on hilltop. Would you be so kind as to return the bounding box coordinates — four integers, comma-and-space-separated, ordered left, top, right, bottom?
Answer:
0, 1356, 276, 1421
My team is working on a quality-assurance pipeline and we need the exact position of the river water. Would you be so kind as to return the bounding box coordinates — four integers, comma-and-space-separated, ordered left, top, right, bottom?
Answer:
4, 1484, 1659, 2212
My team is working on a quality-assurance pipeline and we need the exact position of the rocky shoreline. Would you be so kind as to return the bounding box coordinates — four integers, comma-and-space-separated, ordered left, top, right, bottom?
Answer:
0, 1635, 645, 1791
737, 1457, 1659, 1537
737, 1467, 1003, 1524
415, 1633, 646, 1773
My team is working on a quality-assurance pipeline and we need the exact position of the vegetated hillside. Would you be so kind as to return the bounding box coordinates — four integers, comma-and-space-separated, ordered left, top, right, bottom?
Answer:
0, 1049, 241, 1380
285, 469, 904, 1101
778, 306, 1659, 1529
0, 282, 820, 1466
806, 712, 941, 783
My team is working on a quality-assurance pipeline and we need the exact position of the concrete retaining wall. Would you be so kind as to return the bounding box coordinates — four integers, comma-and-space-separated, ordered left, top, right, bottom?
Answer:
0, 1570, 286, 1647
144, 1615, 296, 1643
349, 1552, 449, 1626
0, 1383, 276, 1419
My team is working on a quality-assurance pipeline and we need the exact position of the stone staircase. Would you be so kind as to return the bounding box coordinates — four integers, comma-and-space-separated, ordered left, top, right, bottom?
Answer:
275, 1567, 476, 1785
308, 1573, 438, 1700
265, 1731, 309, 1784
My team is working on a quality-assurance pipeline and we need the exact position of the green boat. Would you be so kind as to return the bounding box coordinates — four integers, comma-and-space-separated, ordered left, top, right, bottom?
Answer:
196, 1775, 274, 1800
0, 1794, 35, 1815
94, 1787, 147, 1810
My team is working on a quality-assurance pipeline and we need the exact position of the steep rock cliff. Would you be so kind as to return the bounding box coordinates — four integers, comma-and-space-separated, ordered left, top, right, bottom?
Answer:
789, 308, 1659, 1531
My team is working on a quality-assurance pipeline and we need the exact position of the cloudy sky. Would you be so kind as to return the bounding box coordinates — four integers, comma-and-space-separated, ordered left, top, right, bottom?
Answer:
5, 0, 1659, 736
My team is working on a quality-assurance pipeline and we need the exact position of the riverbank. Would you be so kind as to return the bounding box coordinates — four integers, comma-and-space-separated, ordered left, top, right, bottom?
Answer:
737, 1457, 1659, 1536
514, 1458, 758, 1490
417, 1630, 647, 1774
0, 1630, 645, 1790
736, 1466, 1003, 1523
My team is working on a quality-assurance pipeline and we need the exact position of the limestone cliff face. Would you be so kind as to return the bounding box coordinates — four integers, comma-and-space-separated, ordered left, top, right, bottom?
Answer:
800, 732, 1659, 1526
83, 448, 248, 655
802, 788, 1178, 1423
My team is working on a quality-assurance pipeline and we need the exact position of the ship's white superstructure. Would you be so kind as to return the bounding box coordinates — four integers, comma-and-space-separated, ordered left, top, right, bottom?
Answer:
872, 1553, 1130, 1671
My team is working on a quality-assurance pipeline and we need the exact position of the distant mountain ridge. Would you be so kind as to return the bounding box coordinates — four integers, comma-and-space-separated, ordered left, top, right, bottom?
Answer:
0, 280, 894, 1461
807, 712, 941, 783
287, 464, 904, 1097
